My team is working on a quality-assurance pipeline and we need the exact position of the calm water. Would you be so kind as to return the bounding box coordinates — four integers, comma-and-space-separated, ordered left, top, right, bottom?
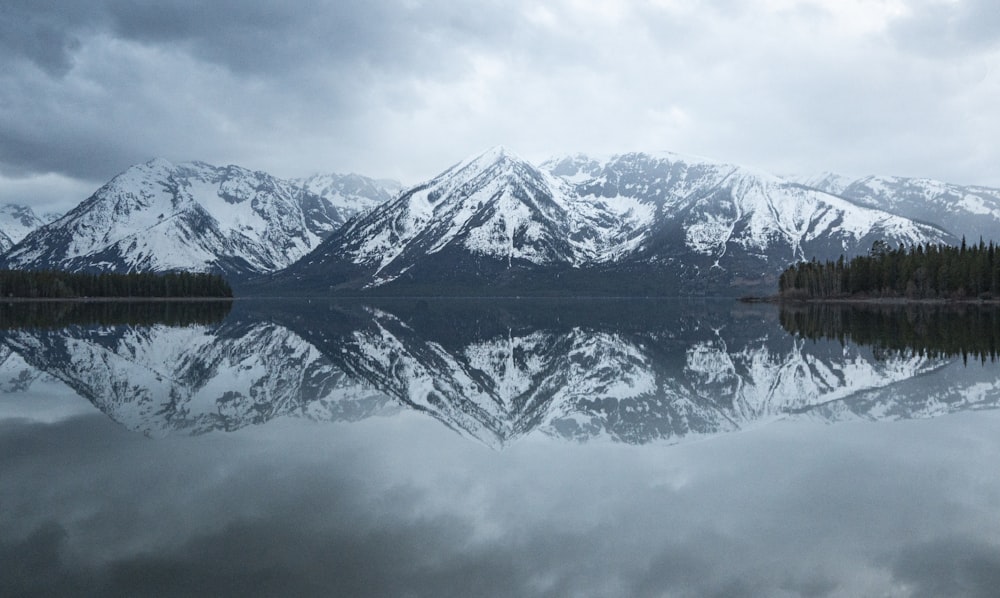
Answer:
3, 298, 1000, 597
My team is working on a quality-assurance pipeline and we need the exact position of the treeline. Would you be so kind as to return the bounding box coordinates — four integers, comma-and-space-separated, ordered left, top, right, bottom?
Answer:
779, 239, 1000, 300
780, 303, 1000, 365
0, 270, 233, 299
0, 300, 232, 329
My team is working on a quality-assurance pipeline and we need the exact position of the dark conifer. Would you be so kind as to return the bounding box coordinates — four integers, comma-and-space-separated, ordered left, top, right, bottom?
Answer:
779, 240, 1000, 301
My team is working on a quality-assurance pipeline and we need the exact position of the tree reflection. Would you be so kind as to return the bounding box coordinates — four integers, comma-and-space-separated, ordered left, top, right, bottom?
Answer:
0, 300, 233, 329
780, 303, 1000, 364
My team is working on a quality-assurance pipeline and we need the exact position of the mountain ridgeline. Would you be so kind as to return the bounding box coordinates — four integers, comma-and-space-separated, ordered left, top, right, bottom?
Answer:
251, 147, 954, 296
779, 240, 1000, 300
6, 147, 1000, 296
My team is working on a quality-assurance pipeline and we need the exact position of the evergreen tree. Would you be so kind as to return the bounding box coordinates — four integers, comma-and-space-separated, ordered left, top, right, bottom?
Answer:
778, 240, 1000, 301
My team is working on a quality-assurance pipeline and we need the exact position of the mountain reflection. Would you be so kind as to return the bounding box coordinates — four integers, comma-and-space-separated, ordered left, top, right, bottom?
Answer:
2, 298, 999, 446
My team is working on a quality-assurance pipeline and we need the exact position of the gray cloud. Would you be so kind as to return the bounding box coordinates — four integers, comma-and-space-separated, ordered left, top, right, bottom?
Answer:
1, 0, 999, 213
2, 0, 516, 79
889, 0, 1000, 57
0, 1, 96, 76
890, 538, 1000, 598
0, 110, 144, 181
0, 18, 80, 77
0, 0, 529, 195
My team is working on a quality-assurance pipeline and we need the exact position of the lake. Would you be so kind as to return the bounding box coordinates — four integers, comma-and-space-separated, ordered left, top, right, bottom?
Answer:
3, 298, 1000, 597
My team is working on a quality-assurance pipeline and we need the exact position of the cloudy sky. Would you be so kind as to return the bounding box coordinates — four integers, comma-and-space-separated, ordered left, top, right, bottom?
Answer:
2, 0, 999, 213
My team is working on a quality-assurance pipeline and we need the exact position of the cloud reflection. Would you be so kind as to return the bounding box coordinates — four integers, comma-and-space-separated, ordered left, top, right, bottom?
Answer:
3, 407, 1000, 596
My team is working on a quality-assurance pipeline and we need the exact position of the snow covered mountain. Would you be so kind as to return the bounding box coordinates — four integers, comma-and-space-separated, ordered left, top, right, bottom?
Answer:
0, 160, 392, 276
546, 152, 954, 263
0, 204, 51, 253
265, 146, 614, 291
262, 147, 954, 295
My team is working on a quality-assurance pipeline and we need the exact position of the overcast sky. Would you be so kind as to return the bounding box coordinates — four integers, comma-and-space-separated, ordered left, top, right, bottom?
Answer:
2, 0, 999, 213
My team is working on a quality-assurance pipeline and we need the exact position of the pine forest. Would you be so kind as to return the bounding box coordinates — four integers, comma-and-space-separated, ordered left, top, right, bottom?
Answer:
778, 239, 1000, 300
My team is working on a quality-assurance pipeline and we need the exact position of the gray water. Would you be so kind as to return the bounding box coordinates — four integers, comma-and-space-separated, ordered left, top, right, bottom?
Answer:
3, 298, 1000, 597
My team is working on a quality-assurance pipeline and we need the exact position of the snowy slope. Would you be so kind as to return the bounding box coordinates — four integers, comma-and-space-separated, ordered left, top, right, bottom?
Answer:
0, 160, 388, 276
3, 148, 973, 295
0, 344, 54, 393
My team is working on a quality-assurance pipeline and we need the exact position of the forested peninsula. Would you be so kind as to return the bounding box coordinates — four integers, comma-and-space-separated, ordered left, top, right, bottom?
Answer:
0, 270, 233, 299
779, 240, 1000, 301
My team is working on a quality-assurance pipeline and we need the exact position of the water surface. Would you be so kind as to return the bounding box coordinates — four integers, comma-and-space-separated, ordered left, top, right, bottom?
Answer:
3, 299, 1000, 597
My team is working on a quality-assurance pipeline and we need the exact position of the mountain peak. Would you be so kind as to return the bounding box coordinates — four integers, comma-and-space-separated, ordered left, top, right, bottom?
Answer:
137, 157, 177, 173
444, 145, 531, 178
103, 158, 178, 188
476, 144, 515, 161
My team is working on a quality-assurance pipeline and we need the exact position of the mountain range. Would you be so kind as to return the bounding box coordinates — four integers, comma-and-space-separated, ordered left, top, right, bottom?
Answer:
257, 147, 957, 295
3, 147, 999, 294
